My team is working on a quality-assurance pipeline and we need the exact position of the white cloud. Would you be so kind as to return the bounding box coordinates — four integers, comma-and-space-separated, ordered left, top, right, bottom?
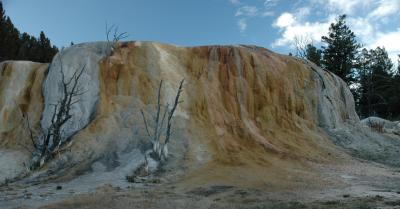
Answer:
311, 0, 399, 19
230, 0, 400, 65
235, 6, 258, 17
238, 19, 247, 32
296, 7, 311, 21
368, 29, 400, 66
369, 0, 400, 19
347, 17, 375, 43
229, 0, 400, 66
264, 0, 280, 7
272, 12, 334, 48
371, 29, 400, 52
229, 0, 241, 5
261, 11, 274, 17
262, 0, 280, 17
234, 6, 258, 32
272, 22, 331, 48
230, 0, 279, 32
274, 12, 295, 28
311, 0, 372, 14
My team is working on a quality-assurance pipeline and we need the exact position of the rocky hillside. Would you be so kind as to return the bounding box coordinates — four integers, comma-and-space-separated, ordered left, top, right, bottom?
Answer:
1, 42, 400, 208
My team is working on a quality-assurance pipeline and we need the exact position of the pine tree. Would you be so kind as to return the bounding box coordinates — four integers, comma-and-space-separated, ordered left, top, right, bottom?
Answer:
321, 15, 361, 85
0, 1, 7, 61
387, 55, 400, 119
38, 31, 51, 62
0, 2, 58, 62
357, 47, 393, 118
3, 17, 20, 60
16, 32, 31, 60
398, 55, 400, 74
0, 2, 4, 19
305, 44, 322, 67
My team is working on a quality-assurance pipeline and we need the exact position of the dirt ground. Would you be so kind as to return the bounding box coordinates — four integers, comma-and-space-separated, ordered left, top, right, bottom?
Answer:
1, 156, 400, 209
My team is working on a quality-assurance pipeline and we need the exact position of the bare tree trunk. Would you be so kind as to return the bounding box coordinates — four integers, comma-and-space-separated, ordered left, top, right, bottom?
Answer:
140, 79, 184, 162
162, 79, 184, 160
24, 52, 87, 170
105, 23, 128, 54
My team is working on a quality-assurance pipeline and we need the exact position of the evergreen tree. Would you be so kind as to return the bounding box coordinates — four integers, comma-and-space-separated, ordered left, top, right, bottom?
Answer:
305, 44, 322, 67
16, 32, 31, 60
3, 16, 20, 60
0, 1, 4, 19
387, 55, 400, 119
38, 31, 55, 62
0, 1, 58, 62
0, 1, 8, 61
357, 47, 393, 118
321, 15, 361, 85
398, 55, 400, 74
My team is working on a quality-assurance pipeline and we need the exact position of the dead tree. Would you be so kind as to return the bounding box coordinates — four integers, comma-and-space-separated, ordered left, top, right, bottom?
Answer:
293, 35, 312, 58
44, 62, 85, 155
140, 79, 184, 162
105, 23, 128, 53
24, 53, 87, 170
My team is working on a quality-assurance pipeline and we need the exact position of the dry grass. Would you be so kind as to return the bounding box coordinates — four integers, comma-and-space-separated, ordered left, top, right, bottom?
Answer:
367, 121, 385, 133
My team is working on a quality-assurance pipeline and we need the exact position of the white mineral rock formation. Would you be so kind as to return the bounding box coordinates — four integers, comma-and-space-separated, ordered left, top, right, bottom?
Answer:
1, 41, 400, 186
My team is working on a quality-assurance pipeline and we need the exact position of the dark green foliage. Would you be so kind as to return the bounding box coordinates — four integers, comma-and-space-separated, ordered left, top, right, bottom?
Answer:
321, 15, 361, 85
0, 1, 58, 62
396, 55, 400, 77
305, 44, 322, 67
387, 56, 400, 119
356, 47, 396, 118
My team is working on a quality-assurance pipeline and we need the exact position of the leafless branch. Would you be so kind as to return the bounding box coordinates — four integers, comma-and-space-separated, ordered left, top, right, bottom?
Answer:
139, 79, 184, 162
22, 52, 87, 170
141, 109, 151, 138
105, 22, 128, 53
294, 35, 312, 58
165, 79, 184, 145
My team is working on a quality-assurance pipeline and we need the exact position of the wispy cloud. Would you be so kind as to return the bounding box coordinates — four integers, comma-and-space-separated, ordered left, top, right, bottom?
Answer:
369, 0, 400, 19
311, 0, 373, 14
264, 0, 280, 8
229, 0, 241, 5
230, 0, 279, 33
235, 6, 258, 17
238, 18, 247, 32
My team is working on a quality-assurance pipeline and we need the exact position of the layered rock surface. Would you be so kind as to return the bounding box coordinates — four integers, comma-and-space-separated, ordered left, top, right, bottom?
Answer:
0, 41, 399, 188
0, 61, 48, 182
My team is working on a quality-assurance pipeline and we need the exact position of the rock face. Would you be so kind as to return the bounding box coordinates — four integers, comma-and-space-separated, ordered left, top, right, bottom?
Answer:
0, 61, 48, 182
361, 116, 400, 135
0, 41, 399, 186
42, 42, 110, 141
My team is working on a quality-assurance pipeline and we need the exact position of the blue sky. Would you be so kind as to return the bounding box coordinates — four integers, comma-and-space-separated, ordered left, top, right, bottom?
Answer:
3, 0, 400, 63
